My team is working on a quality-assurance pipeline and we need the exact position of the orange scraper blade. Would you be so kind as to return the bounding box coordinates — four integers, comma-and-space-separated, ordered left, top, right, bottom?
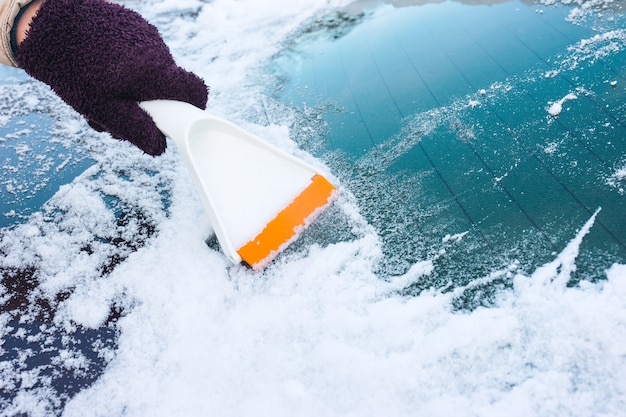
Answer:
237, 174, 336, 270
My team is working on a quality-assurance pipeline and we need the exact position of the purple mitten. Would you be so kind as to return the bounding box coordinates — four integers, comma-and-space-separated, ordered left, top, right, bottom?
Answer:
17, 0, 209, 156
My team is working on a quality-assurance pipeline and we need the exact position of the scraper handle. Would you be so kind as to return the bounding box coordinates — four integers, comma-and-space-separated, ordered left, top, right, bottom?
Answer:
140, 100, 207, 147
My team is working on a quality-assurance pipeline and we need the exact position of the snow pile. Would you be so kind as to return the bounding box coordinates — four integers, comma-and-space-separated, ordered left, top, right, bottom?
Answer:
55, 208, 626, 417
547, 92, 578, 116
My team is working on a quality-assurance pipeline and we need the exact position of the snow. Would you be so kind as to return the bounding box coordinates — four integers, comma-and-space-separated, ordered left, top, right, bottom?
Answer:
547, 92, 578, 117
1, 0, 626, 416
562, 29, 626, 70
607, 163, 626, 193
442, 231, 469, 243
56, 209, 626, 417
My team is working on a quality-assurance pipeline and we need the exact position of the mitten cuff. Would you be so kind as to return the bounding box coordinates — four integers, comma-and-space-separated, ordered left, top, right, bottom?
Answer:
0, 0, 33, 67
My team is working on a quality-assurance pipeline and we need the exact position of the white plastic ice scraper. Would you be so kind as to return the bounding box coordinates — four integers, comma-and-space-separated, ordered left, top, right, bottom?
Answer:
140, 100, 336, 270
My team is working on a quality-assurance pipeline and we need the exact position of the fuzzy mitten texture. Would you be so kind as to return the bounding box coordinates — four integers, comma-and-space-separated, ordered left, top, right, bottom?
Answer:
17, 0, 209, 156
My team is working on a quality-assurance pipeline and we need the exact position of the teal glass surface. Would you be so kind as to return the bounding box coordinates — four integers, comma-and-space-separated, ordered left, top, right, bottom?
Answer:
270, 0, 626, 280
0, 66, 94, 229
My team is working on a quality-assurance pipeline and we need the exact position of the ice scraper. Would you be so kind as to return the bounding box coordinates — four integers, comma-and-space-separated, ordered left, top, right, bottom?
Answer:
140, 100, 336, 270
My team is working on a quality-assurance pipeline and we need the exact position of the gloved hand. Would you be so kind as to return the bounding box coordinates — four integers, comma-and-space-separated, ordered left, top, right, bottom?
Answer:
17, 0, 209, 156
